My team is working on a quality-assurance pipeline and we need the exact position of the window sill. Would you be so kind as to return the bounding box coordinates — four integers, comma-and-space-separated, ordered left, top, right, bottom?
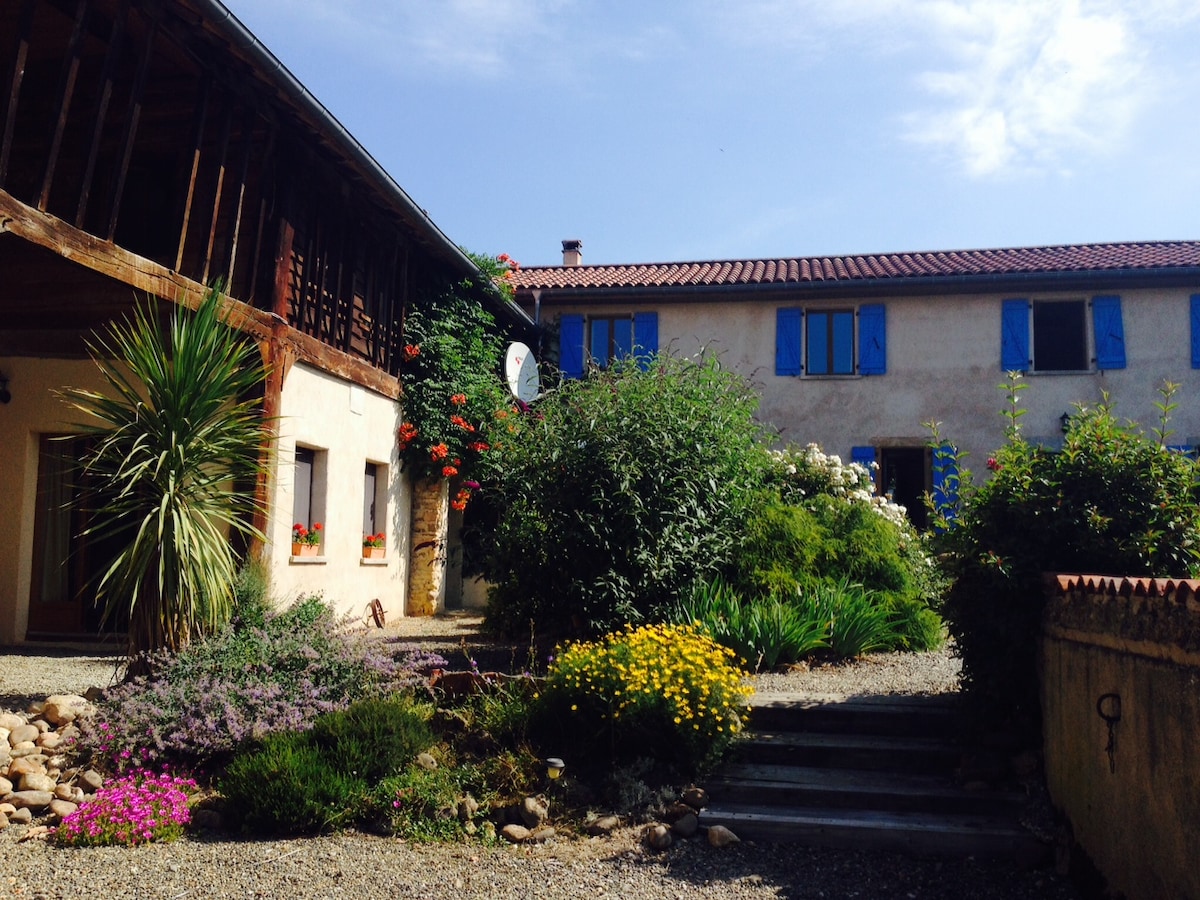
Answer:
289, 556, 327, 565
360, 558, 389, 567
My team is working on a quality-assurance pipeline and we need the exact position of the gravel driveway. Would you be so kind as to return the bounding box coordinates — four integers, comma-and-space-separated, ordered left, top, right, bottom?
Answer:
0, 617, 1080, 900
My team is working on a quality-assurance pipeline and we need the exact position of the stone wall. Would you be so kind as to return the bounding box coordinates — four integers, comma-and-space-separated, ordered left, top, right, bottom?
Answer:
1041, 574, 1200, 900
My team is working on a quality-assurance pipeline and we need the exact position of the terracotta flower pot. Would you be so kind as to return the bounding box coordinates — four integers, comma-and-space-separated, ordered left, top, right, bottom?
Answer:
292, 542, 319, 557
362, 546, 385, 559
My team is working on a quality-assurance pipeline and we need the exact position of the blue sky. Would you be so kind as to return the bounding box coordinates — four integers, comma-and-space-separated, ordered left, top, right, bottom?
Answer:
223, 0, 1200, 267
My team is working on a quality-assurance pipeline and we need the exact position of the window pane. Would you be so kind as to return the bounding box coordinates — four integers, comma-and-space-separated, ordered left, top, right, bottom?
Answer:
589, 319, 610, 367
363, 462, 378, 535
1033, 301, 1087, 371
293, 447, 314, 527
613, 318, 633, 360
807, 312, 830, 374
832, 311, 854, 374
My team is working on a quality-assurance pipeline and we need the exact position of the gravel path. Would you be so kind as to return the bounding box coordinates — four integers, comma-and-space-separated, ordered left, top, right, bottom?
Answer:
0, 617, 1080, 900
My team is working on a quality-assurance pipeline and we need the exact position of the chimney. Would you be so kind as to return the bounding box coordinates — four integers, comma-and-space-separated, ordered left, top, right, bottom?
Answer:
561, 239, 583, 267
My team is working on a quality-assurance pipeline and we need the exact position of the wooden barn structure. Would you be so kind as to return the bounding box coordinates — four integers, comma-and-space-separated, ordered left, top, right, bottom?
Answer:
0, 0, 529, 642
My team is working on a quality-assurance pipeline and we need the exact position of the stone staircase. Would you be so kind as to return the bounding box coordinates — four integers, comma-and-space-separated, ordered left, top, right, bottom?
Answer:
699, 692, 1047, 860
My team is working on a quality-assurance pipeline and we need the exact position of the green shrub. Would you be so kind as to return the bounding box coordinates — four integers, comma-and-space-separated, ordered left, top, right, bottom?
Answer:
373, 763, 466, 842
531, 623, 754, 777
221, 695, 438, 836
309, 696, 436, 782
885, 594, 946, 652
470, 352, 770, 636
934, 379, 1200, 734
222, 731, 365, 835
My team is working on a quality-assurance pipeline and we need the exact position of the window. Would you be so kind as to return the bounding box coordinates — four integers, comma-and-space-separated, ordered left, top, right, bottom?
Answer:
292, 445, 326, 553
363, 461, 387, 538
775, 304, 886, 377
558, 312, 658, 378
1001, 296, 1125, 372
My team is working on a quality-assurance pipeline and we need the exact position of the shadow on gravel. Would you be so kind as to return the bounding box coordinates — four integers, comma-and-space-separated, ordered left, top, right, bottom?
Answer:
630, 841, 1081, 900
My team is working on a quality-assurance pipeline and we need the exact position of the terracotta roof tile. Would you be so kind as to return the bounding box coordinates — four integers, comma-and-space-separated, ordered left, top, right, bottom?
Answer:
513, 241, 1200, 292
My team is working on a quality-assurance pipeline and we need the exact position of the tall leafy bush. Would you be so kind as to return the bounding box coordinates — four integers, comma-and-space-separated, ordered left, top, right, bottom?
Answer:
470, 352, 769, 636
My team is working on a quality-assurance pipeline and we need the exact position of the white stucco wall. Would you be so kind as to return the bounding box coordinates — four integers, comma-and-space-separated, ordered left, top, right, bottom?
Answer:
268, 363, 410, 624
0, 356, 112, 644
545, 284, 1200, 489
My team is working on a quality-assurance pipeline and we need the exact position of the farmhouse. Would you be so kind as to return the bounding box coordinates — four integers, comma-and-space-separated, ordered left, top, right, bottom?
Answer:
514, 239, 1200, 527
0, 0, 530, 643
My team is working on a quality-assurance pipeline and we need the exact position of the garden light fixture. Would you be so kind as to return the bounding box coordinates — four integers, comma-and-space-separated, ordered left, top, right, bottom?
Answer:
545, 758, 566, 780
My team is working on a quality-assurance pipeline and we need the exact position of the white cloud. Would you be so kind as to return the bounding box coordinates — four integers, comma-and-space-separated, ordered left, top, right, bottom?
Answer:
904, 0, 1142, 175
712, 0, 1196, 177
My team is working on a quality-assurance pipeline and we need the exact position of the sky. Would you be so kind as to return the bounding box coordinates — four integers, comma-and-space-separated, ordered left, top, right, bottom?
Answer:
221, 0, 1200, 268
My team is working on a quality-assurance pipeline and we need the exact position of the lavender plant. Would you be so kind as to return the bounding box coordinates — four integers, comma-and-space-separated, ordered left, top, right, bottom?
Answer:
81, 596, 447, 770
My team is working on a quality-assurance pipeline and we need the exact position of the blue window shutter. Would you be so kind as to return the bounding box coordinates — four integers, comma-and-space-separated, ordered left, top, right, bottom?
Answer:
851, 446, 876, 484
1092, 295, 1125, 370
1190, 295, 1200, 369
633, 312, 658, 369
858, 304, 886, 375
1001, 299, 1030, 371
776, 308, 802, 376
559, 314, 585, 379
932, 443, 958, 524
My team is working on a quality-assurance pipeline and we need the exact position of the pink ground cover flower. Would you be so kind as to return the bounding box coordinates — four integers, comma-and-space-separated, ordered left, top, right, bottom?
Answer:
55, 770, 196, 848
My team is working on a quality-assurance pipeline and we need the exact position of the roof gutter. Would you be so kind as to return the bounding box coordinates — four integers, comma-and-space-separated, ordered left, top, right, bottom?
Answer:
200, 0, 533, 331
516, 266, 1200, 305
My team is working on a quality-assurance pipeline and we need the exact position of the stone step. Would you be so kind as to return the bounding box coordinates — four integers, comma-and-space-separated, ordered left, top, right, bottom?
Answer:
735, 729, 961, 775
697, 803, 1047, 862
748, 692, 960, 737
705, 762, 1022, 815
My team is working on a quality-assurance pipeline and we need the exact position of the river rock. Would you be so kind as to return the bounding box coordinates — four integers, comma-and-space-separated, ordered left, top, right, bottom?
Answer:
500, 823, 531, 843
9, 807, 31, 825
36, 732, 62, 751
707, 824, 740, 847
0, 775, 11, 794
457, 793, 479, 822
19, 773, 56, 794
79, 769, 104, 792
681, 786, 708, 809
48, 799, 78, 820
0, 713, 24, 731
519, 795, 548, 828
526, 826, 556, 844
416, 752, 438, 771
644, 823, 673, 850
585, 815, 621, 836
55, 784, 85, 804
41, 695, 90, 726
0, 811, 7, 829
8, 724, 39, 746
671, 812, 699, 838
8, 756, 46, 777
9, 790, 54, 810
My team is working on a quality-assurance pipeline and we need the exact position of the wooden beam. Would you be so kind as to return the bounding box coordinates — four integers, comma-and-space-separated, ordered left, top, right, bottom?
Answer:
39, 0, 90, 211
222, 108, 256, 288
175, 76, 211, 272
105, 15, 156, 241
200, 98, 234, 285
0, 189, 400, 398
0, 0, 36, 186
76, 0, 129, 228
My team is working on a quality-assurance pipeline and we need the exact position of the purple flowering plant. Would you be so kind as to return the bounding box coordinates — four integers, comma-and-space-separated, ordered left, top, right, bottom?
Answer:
81, 596, 447, 771
54, 769, 195, 847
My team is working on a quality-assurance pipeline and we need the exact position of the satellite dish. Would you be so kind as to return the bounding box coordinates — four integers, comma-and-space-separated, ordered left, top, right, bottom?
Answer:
504, 342, 540, 403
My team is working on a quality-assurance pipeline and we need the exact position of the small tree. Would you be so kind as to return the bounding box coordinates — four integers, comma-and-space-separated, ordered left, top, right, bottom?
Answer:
60, 286, 268, 673
469, 351, 770, 637
934, 377, 1200, 735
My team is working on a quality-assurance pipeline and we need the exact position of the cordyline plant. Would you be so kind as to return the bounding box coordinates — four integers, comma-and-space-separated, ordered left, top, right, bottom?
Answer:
58, 285, 268, 675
